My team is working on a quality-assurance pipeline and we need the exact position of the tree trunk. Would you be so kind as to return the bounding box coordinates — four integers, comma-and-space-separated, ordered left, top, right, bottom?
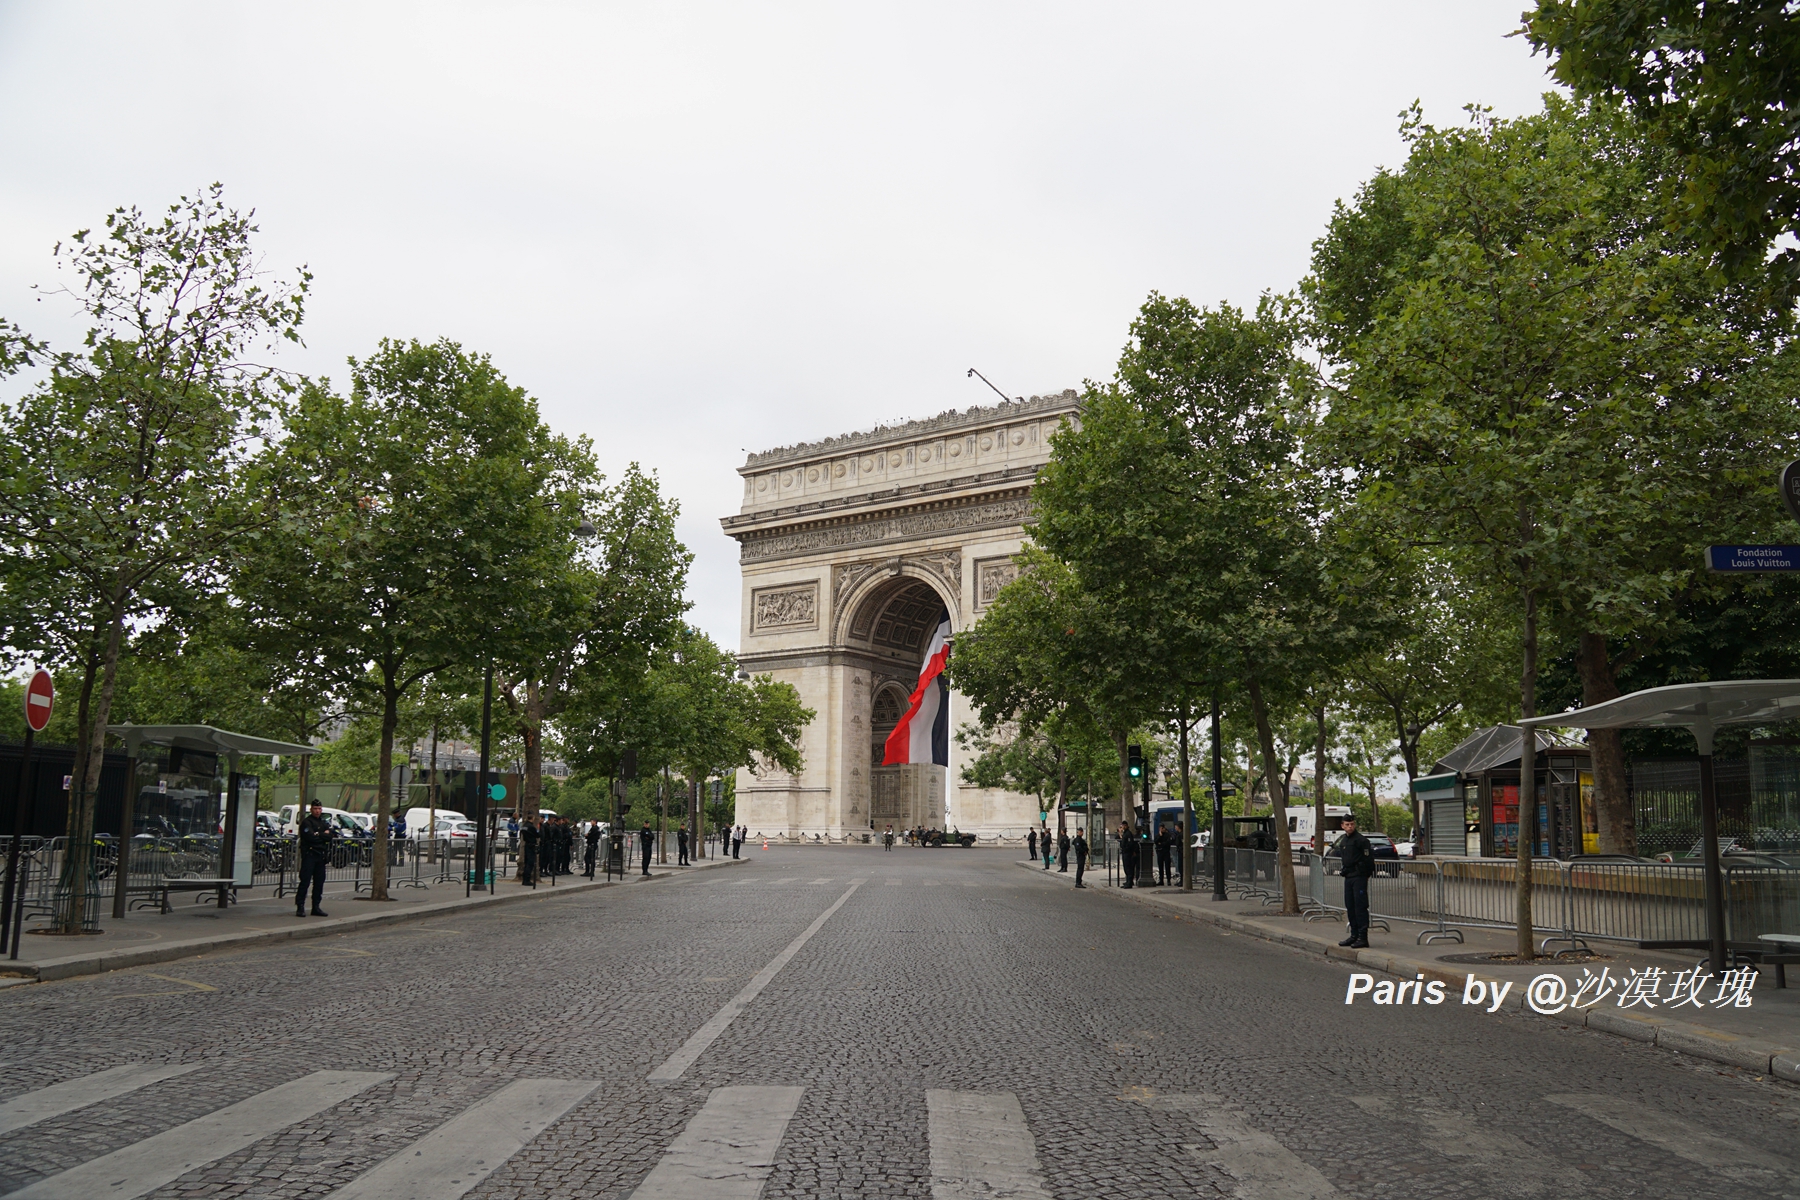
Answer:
59, 605, 127, 933
1115, 728, 1131, 834
1314, 704, 1328, 855
1516, 523, 1538, 960
427, 724, 438, 864
1054, 746, 1067, 836
372, 685, 396, 901
1246, 676, 1299, 913
521, 678, 544, 817
1577, 631, 1633, 855
1179, 700, 1194, 892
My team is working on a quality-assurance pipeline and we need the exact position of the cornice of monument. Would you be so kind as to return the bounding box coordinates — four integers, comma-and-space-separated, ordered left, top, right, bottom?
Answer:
739, 389, 1080, 472
721, 463, 1039, 540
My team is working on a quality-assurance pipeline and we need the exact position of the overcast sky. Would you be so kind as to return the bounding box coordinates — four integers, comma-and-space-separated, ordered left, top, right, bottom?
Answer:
0, 3, 1558, 650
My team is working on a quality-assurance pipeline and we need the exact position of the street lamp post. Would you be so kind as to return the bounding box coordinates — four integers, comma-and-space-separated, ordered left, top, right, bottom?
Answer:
468, 660, 493, 896
1211, 696, 1226, 902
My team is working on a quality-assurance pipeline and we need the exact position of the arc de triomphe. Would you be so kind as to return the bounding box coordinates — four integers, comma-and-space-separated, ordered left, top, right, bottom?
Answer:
723, 391, 1080, 841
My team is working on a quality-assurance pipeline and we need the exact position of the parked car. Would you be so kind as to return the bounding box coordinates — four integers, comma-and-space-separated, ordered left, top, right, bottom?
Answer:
1328, 831, 1403, 876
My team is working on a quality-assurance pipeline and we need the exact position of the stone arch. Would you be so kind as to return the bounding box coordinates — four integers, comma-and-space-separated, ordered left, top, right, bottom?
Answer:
832, 562, 959, 649
837, 572, 956, 678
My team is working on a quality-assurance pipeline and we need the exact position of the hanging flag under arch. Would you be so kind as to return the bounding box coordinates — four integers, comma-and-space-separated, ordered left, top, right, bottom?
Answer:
882, 609, 952, 767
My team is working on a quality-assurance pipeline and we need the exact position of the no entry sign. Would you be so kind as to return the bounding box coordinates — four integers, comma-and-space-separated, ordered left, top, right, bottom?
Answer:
23, 669, 52, 733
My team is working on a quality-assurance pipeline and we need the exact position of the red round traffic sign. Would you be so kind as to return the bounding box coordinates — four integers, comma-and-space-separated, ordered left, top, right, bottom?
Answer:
23, 668, 53, 733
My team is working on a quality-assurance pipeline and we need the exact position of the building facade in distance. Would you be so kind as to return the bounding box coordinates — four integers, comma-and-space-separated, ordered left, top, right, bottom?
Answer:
723, 392, 1081, 841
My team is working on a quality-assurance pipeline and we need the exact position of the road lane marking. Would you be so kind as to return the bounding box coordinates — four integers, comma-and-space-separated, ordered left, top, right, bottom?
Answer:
0, 1063, 202, 1135
806, 878, 833, 885
925, 1090, 1051, 1200
628, 1085, 803, 1199
1351, 1096, 1552, 1192
1545, 1094, 1793, 1176
885, 879, 902, 886
1135, 1095, 1337, 1199
648, 882, 863, 1081
7, 1069, 391, 1200
325, 1078, 597, 1200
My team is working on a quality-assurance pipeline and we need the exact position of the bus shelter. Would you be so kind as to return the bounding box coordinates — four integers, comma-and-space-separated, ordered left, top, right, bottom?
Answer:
104, 724, 314, 917
1522, 680, 1800, 972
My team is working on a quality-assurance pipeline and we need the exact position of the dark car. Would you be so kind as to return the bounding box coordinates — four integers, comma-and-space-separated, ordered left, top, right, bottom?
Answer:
1328, 831, 1402, 877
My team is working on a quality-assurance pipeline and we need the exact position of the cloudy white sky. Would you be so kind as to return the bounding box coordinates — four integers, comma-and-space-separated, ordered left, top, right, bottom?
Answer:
0, 3, 1556, 649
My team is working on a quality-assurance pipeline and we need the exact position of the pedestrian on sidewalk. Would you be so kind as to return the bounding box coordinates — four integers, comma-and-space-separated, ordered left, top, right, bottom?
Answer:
1041, 831, 1053, 869
677, 823, 691, 866
1119, 822, 1138, 889
558, 818, 574, 875
1337, 814, 1375, 948
520, 817, 540, 885
1155, 823, 1173, 886
640, 823, 655, 875
884, 825, 895, 851
584, 821, 600, 877
1027, 828, 1038, 862
1057, 829, 1070, 872
507, 815, 519, 854
1072, 829, 1089, 888
296, 802, 335, 917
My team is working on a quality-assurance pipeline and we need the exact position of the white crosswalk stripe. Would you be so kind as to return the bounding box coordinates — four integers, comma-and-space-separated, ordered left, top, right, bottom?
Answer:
1137, 1094, 1338, 1199
325, 1079, 597, 1200
926, 1090, 1051, 1200
0, 1063, 201, 1136
6, 1069, 391, 1200
885, 879, 902, 886
806, 878, 833, 884
1545, 1093, 1794, 1180
628, 1085, 804, 1199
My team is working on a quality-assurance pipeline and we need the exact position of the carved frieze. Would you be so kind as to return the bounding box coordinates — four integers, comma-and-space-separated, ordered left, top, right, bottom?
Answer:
741, 495, 1030, 563
750, 583, 818, 633
974, 555, 1020, 610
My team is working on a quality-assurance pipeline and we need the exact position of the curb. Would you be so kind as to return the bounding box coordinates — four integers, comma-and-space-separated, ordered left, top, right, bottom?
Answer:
1013, 859, 1800, 1082
11, 856, 746, 984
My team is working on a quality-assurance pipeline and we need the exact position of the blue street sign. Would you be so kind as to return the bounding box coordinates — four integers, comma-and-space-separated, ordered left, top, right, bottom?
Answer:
1707, 545, 1800, 572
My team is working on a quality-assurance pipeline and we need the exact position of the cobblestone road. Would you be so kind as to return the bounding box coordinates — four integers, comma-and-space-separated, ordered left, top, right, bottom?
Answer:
1, 846, 1796, 1199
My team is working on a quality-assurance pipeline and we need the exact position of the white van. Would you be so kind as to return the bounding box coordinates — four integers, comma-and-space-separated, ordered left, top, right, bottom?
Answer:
1288, 804, 1353, 848
405, 806, 465, 836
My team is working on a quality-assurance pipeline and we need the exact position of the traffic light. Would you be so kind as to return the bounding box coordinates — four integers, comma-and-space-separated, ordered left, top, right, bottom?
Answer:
1127, 744, 1144, 780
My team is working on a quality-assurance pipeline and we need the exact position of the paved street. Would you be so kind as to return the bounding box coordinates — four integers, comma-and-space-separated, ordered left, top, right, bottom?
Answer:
1, 845, 1797, 1199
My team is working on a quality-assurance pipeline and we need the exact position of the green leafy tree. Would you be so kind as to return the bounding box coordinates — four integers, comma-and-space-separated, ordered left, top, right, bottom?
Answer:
494, 464, 690, 818
1525, 1, 1800, 293
1309, 100, 1799, 950
236, 339, 569, 899
0, 187, 307, 930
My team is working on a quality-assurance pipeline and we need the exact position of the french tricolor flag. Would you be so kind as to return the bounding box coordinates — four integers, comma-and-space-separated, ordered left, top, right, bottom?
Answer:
882, 609, 951, 767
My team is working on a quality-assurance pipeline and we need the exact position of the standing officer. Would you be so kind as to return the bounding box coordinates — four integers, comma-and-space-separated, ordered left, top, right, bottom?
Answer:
1119, 822, 1139, 889
1072, 828, 1090, 888
884, 825, 895, 851
1057, 828, 1071, 873
677, 823, 691, 866
296, 801, 335, 917
1027, 827, 1038, 863
1154, 822, 1173, 886
519, 817, 540, 885
639, 822, 656, 876
1337, 814, 1375, 948
583, 820, 601, 877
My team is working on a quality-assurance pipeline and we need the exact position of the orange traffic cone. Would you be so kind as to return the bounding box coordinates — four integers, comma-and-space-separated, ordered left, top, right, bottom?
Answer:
762, 837, 768, 849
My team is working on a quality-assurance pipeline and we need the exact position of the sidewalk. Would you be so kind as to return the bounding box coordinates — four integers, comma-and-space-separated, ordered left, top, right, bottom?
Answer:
1, 855, 744, 984
1017, 859, 1800, 1083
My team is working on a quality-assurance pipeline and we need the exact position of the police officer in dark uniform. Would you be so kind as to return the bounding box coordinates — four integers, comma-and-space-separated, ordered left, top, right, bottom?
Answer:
583, 821, 601, 877
1027, 828, 1038, 862
520, 817, 540, 885
639, 822, 655, 876
1337, 814, 1376, 948
1154, 822, 1173, 886
1119, 822, 1139, 888
677, 823, 691, 866
1057, 828, 1071, 872
296, 802, 335, 917
1072, 829, 1090, 888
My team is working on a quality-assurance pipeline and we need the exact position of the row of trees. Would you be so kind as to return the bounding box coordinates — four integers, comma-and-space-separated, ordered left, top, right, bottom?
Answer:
954, 93, 1800, 955
0, 187, 810, 929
